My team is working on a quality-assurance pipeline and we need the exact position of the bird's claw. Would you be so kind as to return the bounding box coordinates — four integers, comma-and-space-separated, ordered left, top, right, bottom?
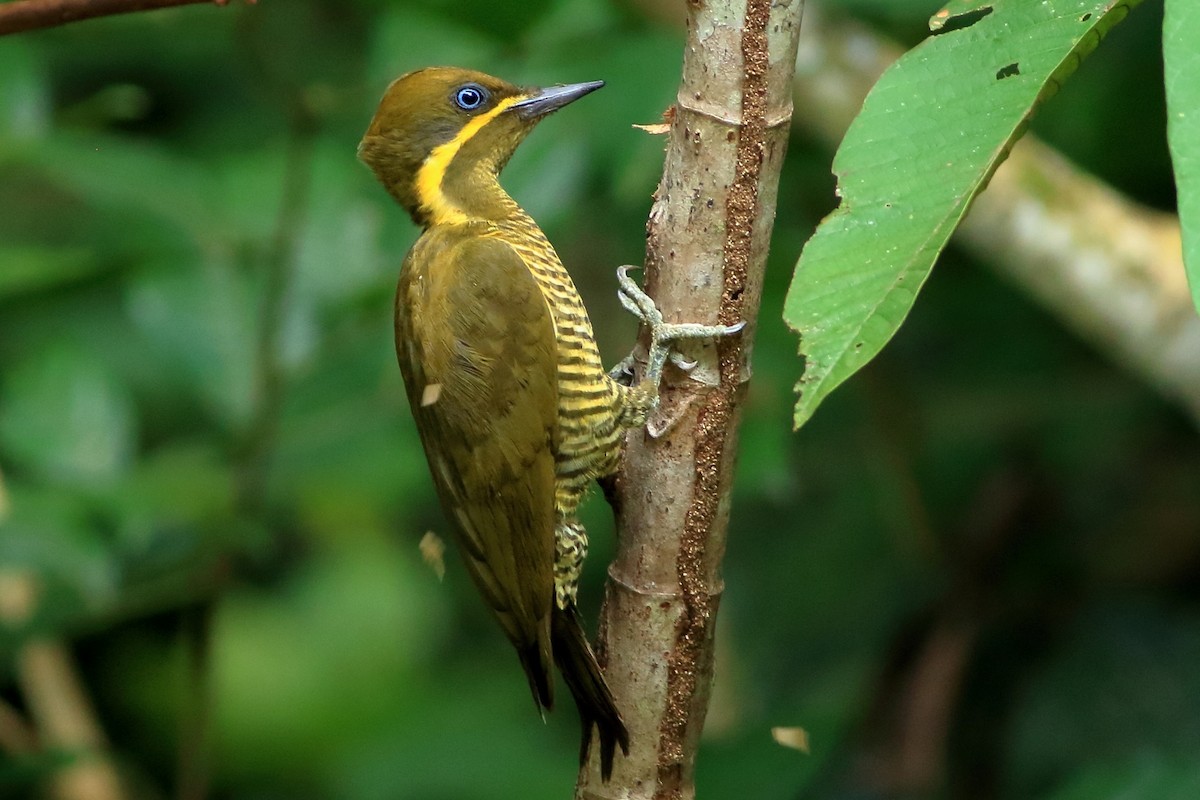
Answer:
608, 355, 637, 385
669, 352, 698, 372
616, 265, 660, 326
613, 265, 745, 386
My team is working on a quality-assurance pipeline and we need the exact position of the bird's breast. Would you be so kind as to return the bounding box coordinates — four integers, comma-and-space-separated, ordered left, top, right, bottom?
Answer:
486, 219, 628, 492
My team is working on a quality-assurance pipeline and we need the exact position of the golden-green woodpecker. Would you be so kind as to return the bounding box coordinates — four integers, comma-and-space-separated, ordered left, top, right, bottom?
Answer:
359, 67, 739, 780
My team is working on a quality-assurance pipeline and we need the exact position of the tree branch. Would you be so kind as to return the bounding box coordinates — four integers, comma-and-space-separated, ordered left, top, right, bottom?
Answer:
2, 566, 125, 800
581, 1, 804, 797
176, 106, 315, 800
16, 638, 127, 800
0, 0, 252, 37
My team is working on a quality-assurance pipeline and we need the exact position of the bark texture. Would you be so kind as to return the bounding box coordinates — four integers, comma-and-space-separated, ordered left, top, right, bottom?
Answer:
578, 1, 804, 797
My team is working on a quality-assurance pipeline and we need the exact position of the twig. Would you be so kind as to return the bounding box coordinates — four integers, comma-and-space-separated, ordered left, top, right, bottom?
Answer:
581, 1, 805, 797
167, 15, 317, 792
173, 115, 314, 800
0, 694, 37, 754
175, 603, 216, 800
4, 564, 123, 798
233, 118, 315, 514
0, 0, 252, 36
0, 462, 9, 522
0, 570, 38, 755
17, 640, 126, 800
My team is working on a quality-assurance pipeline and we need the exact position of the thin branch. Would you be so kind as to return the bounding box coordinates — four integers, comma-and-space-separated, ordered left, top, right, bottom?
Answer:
175, 603, 216, 800
3, 566, 123, 799
581, 1, 805, 797
17, 640, 127, 800
175, 111, 315, 800
0, 697, 38, 754
0, 462, 9, 522
0, 0, 252, 36
0, 571, 38, 757
233, 117, 315, 514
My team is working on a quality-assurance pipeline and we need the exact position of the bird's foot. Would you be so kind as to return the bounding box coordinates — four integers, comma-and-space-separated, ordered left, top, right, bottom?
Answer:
614, 265, 745, 387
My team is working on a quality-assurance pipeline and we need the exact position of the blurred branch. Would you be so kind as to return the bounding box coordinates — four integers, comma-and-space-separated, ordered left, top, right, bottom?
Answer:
17, 640, 126, 800
0, 462, 9, 522
175, 96, 316, 800
854, 464, 1051, 796
175, 603, 215, 800
233, 119, 315, 514
0, 569, 37, 757
2, 571, 124, 799
0, 571, 38, 755
0, 697, 38, 754
585, 0, 804, 796
0, 0, 253, 36
788, 7, 1200, 424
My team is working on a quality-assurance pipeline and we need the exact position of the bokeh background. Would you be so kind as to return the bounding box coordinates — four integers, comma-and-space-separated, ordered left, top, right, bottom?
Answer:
2, 1, 1198, 798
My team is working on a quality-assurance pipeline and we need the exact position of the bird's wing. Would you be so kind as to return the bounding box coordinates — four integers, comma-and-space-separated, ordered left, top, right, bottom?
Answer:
395, 231, 558, 708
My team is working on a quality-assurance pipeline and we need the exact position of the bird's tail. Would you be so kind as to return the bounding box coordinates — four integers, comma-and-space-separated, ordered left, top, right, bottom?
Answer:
516, 635, 555, 715
551, 602, 630, 782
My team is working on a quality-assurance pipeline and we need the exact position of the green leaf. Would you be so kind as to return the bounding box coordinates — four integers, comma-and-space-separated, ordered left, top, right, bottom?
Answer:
1009, 603, 1200, 794
1045, 756, 1200, 800
1165, 0, 1200, 314
0, 343, 136, 487
124, 255, 258, 430
784, 0, 1144, 429
0, 246, 101, 298
106, 442, 235, 552
18, 132, 218, 242
211, 542, 444, 779
0, 39, 49, 142
0, 483, 119, 634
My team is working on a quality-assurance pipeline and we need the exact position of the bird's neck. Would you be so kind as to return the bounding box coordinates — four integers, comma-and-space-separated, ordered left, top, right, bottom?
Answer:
411, 124, 527, 228
422, 163, 523, 228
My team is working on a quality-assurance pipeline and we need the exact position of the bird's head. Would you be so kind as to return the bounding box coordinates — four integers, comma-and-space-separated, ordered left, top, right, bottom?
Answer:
359, 67, 603, 227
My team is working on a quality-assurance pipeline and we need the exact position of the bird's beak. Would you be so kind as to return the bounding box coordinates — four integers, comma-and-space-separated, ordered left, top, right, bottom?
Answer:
510, 81, 605, 120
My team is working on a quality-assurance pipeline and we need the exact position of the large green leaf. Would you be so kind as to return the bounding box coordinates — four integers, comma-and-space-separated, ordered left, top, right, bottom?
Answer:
784, 0, 1143, 429
1165, 0, 1200, 314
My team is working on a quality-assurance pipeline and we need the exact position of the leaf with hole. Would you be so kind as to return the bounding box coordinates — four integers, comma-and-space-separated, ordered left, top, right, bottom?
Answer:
784, 0, 1144, 429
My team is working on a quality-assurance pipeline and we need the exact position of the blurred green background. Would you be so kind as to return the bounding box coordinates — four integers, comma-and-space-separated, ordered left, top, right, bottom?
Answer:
1, 1, 1197, 798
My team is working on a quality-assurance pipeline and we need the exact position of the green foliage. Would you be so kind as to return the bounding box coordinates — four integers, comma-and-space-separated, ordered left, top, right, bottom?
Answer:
1164, 0, 1200, 313
784, 0, 1145, 429
1043, 756, 1200, 800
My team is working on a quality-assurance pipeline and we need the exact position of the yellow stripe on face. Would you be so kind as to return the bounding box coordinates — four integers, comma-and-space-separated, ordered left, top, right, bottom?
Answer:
415, 95, 523, 226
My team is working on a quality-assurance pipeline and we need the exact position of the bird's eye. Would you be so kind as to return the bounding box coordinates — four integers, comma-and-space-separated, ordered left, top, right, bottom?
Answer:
453, 84, 488, 111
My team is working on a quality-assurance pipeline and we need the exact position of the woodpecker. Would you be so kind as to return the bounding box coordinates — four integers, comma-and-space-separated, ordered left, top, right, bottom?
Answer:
359, 67, 738, 780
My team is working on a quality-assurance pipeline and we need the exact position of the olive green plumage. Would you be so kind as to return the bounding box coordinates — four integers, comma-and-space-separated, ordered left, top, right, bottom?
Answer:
359, 66, 636, 780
